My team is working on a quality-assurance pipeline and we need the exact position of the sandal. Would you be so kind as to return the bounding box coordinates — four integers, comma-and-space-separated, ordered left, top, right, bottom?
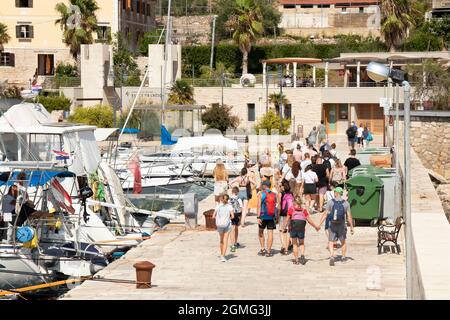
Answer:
293, 259, 300, 265
258, 249, 266, 256
265, 251, 273, 257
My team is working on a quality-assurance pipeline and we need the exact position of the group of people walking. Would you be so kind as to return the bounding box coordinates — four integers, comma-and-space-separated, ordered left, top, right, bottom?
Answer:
212, 130, 360, 266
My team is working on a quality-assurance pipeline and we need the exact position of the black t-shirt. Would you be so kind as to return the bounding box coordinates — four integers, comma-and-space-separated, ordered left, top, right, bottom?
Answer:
344, 157, 361, 174
312, 164, 328, 188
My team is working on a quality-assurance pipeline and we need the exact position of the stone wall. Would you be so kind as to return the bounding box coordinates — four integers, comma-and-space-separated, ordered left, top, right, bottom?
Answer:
410, 115, 450, 179
157, 15, 213, 45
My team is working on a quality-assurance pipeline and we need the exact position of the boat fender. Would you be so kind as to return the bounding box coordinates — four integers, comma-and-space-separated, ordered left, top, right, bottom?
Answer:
16, 226, 35, 243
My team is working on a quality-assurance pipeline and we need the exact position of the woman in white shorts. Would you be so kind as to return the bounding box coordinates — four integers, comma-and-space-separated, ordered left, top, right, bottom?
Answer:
213, 159, 228, 205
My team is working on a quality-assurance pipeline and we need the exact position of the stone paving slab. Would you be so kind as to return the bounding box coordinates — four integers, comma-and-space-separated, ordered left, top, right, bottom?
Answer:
62, 193, 405, 300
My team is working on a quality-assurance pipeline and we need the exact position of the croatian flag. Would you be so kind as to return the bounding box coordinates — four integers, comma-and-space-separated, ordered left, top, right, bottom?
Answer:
53, 150, 70, 161
32, 84, 42, 93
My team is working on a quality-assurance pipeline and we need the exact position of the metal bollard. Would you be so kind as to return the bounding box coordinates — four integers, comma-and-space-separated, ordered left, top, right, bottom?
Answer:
133, 261, 155, 289
183, 193, 198, 229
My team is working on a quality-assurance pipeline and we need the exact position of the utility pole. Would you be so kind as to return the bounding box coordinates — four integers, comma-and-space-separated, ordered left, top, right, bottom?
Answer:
265, 66, 270, 113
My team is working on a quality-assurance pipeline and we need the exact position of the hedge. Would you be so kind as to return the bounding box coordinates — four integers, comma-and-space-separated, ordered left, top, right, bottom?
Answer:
36, 95, 71, 112
182, 37, 387, 77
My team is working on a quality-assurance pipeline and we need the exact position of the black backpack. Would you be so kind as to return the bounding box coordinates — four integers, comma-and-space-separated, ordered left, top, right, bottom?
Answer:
323, 158, 332, 171
346, 127, 356, 139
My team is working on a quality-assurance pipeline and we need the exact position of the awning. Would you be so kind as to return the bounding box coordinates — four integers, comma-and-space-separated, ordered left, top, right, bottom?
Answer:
0, 170, 76, 187
262, 57, 322, 65
94, 128, 119, 141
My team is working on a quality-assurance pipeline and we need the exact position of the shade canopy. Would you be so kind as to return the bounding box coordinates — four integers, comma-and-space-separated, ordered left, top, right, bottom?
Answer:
0, 170, 75, 187
262, 57, 322, 65
171, 135, 238, 152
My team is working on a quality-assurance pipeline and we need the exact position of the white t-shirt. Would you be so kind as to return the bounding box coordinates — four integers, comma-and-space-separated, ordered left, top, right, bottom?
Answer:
357, 127, 364, 138
285, 170, 302, 183
215, 204, 232, 227
300, 159, 312, 172
282, 163, 291, 175
326, 190, 335, 203
302, 170, 318, 184
330, 149, 339, 159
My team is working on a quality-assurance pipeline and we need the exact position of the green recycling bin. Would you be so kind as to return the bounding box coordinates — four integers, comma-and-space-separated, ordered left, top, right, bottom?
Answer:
346, 175, 384, 222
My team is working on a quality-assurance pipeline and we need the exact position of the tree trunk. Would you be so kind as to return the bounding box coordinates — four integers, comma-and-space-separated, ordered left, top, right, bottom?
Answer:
242, 50, 248, 75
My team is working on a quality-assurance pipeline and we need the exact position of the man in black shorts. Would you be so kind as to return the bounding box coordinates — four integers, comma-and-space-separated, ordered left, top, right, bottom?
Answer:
256, 180, 277, 257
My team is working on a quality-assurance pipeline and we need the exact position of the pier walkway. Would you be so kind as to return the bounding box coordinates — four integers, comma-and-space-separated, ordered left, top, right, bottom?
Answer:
62, 193, 405, 300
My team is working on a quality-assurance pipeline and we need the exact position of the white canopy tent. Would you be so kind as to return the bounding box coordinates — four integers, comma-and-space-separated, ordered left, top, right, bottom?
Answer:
171, 135, 239, 152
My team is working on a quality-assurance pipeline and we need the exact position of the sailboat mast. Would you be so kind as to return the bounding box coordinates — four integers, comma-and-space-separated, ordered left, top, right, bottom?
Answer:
161, 0, 172, 126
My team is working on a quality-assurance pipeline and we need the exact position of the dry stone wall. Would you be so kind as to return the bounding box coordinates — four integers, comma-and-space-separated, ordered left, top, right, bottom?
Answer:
410, 116, 450, 180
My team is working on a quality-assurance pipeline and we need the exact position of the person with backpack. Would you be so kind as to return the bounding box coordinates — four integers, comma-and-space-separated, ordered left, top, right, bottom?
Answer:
329, 143, 339, 160
212, 194, 235, 262
286, 196, 320, 265
322, 150, 335, 171
278, 180, 294, 255
282, 161, 302, 196
319, 187, 354, 266
346, 122, 357, 150
344, 149, 361, 179
329, 159, 347, 188
257, 180, 278, 257
363, 126, 373, 148
229, 187, 243, 253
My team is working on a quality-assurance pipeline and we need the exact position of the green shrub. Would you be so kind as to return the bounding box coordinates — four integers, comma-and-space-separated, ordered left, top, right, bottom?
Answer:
255, 109, 290, 135
68, 104, 114, 128
55, 63, 78, 77
202, 104, 240, 133
36, 95, 71, 112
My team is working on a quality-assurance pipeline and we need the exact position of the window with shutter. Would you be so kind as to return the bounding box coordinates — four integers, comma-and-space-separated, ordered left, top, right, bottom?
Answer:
16, 0, 32, 7
0, 53, 14, 67
9, 53, 15, 67
16, 25, 33, 39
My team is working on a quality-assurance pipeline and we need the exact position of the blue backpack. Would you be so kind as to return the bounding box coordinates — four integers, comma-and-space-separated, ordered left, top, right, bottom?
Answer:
329, 199, 346, 224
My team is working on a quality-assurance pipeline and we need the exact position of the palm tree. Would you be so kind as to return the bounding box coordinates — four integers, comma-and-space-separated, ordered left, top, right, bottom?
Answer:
380, 0, 414, 52
269, 92, 289, 109
225, 0, 264, 75
168, 80, 195, 105
55, 0, 99, 63
0, 23, 11, 50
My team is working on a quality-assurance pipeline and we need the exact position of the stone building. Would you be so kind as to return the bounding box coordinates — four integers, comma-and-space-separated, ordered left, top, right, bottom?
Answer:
278, 0, 381, 38
0, 0, 156, 87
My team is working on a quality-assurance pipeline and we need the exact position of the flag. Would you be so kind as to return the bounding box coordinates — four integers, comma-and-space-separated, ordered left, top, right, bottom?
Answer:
49, 178, 75, 214
128, 154, 142, 194
31, 84, 42, 93
53, 150, 70, 161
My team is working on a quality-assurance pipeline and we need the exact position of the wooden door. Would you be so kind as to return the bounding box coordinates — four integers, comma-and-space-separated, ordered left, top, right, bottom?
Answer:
356, 104, 384, 135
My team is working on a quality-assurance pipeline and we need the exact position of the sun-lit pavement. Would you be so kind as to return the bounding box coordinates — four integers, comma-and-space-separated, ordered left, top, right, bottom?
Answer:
62, 190, 405, 300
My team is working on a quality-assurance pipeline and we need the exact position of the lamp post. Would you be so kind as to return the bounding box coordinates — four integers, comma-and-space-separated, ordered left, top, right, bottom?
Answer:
266, 65, 271, 113
366, 61, 412, 299
278, 65, 283, 133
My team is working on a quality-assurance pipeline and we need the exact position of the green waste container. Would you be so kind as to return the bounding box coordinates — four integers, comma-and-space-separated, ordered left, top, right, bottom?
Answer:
348, 165, 399, 222
346, 175, 384, 223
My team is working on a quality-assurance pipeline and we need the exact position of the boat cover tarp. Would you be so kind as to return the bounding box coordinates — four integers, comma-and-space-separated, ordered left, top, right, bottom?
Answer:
94, 128, 119, 141
122, 128, 141, 134
161, 125, 178, 145
0, 170, 75, 187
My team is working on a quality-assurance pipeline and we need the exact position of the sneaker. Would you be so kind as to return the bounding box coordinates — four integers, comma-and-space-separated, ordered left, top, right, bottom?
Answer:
288, 244, 293, 251
235, 243, 240, 248
220, 256, 227, 262
300, 255, 306, 265
341, 256, 347, 263
329, 257, 335, 266
230, 245, 236, 253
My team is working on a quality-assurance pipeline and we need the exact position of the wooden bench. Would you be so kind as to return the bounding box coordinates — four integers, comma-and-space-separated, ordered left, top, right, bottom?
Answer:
377, 216, 404, 254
